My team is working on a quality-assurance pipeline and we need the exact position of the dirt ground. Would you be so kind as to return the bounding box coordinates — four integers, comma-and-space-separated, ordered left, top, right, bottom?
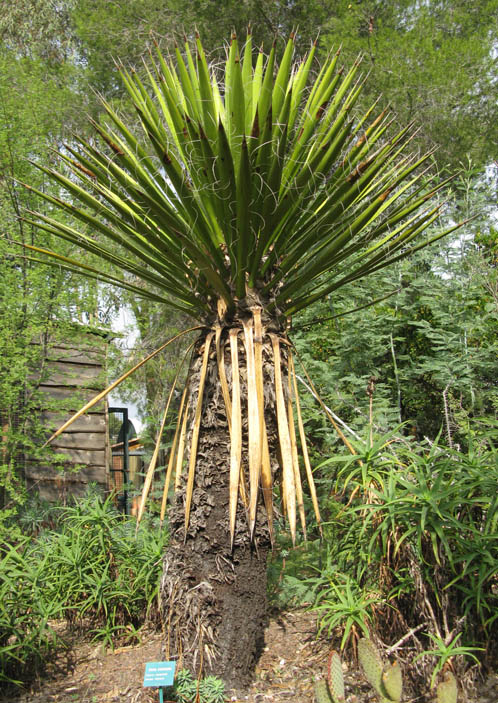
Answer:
2, 610, 497, 703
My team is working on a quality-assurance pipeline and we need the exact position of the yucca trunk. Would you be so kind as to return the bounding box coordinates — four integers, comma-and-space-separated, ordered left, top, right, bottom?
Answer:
160, 317, 284, 687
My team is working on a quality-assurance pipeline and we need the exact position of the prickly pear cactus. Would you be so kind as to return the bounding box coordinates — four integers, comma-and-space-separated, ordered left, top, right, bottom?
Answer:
328, 650, 346, 702
314, 678, 333, 703
313, 649, 346, 703
313, 641, 459, 703
358, 638, 405, 702
436, 671, 458, 703
358, 639, 385, 698
382, 661, 402, 702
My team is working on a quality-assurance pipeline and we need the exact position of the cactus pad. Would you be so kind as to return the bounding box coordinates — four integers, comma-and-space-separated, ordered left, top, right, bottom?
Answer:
314, 678, 333, 703
327, 650, 345, 702
358, 638, 384, 695
382, 661, 403, 702
436, 671, 458, 703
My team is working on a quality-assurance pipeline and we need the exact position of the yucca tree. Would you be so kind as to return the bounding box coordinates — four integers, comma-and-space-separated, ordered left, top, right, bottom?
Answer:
24, 31, 461, 685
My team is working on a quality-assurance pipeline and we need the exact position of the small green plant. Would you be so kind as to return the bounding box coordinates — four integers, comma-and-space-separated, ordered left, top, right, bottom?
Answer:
198, 675, 226, 703
414, 632, 483, 689
166, 669, 226, 703
313, 640, 459, 703
310, 572, 383, 650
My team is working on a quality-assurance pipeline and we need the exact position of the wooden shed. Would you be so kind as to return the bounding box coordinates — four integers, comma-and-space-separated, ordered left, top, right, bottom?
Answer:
26, 328, 112, 502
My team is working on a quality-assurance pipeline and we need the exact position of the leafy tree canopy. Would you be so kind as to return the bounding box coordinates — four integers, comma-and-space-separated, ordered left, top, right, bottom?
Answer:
319, 0, 498, 169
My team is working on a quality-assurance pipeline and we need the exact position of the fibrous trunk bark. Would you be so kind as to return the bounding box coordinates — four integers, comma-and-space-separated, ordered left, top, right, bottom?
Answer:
160, 324, 282, 688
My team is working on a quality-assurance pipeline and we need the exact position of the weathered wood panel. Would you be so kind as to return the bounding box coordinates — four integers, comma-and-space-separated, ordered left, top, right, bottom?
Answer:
48, 448, 106, 466
30, 342, 106, 366
27, 330, 111, 502
35, 361, 105, 389
40, 412, 106, 433
26, 464, 107, 483
51, 433, 106, 450
33, 482, 94, 501
31, 335, 109, 351
26, 472, 107, 502
43, 345, 106, 366
37, 386, 106, 412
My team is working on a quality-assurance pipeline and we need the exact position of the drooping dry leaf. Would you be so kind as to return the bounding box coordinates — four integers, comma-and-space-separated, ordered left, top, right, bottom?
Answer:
242, 317, 263, 537
175, 394, 190, 489
260, 422, 275, 545
184, 332, 214, 537
136, 385, 175, 528
137, 345, 194, 527
160, 384, 188, 526
287, 365, 306, 539
289, 352, 322, 531
215, 323, 232, 431
270, 333, 296, 544
252, 307, 273, 537
229, 329, 243, 547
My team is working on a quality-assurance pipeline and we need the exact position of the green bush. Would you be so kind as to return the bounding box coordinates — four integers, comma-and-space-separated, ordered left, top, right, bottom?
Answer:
281, 423, 497, 685
0, 491, 168, 686
0, 538, 63, 685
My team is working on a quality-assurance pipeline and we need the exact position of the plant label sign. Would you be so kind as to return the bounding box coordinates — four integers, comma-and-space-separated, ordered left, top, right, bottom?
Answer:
143, 661, 176, 687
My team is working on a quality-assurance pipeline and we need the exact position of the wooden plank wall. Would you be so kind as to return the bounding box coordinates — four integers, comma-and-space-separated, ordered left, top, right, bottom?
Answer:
26, 336, 109, 502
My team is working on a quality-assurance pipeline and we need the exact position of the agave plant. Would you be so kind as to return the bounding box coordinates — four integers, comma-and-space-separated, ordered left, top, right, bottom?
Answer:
22, 30, 461, 684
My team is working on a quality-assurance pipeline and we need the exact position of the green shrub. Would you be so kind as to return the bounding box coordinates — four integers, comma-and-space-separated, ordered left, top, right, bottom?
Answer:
38, 492, 167, 632
282, 424, 497, 688
0, 491, 168, 686
0, 538, 63, 685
